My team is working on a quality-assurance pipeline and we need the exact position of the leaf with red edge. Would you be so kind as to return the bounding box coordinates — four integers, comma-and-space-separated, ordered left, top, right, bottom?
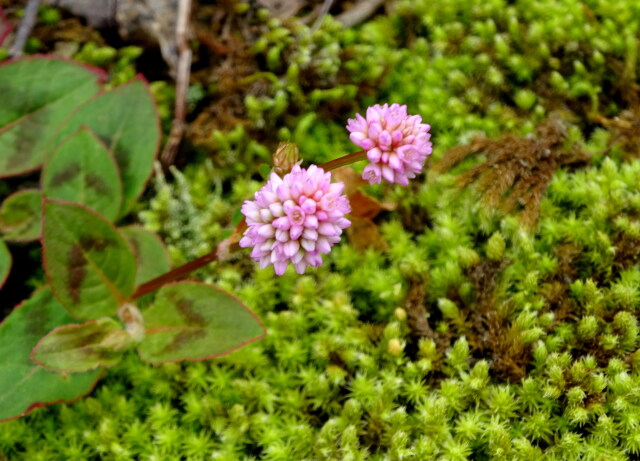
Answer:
0, 189, 42, 242
50, 77, 161, 214
120, 226, 171, 287
43, 199, 136, 321
138, 282, 265, 364
0, 57, 104, 177
42, 127, 123, 222
32, 317, 132, 372
0, 238, 10, 289
0, 287, 102, 422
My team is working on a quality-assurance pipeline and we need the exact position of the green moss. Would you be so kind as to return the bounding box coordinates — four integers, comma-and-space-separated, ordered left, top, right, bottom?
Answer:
4, 0, 640, 458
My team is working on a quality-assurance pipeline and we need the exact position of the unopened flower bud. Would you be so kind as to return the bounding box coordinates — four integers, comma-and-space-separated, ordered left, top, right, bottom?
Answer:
273, 142, 300, 177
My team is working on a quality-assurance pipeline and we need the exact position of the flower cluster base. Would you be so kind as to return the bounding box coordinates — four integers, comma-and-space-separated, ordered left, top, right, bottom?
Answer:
240, 165, 351, 275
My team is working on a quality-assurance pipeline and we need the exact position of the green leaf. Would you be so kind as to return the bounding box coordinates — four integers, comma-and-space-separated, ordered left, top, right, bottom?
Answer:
0, 58, 103, 177
258, 163, 272, 180
50, 78, 160, 214
120, 226, 171, 287
42, 127, 122, 221
0, 189, 42, 242
43, 200, 136, 320
0, 287, 102, 422
0, 238, 10, 289
138, 282, 265, 364
32, 317, 131, 372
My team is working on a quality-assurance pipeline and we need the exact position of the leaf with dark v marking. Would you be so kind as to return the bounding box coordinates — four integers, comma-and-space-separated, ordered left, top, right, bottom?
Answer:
42, 127, 123, 221
0, 58, 104, 177
42, 200, 136, 320
49, 77, 161, 215
138, 282, 266, 364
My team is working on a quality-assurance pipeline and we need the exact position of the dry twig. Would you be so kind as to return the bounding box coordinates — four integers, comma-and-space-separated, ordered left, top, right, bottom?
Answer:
336, 0, 385, 28
312, 0, 334, 31
9, 0, 40, 58
161, 0, 192, 167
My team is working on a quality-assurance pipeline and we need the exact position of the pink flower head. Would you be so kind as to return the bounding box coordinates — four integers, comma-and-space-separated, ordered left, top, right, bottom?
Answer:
347, 103, 432, 185
240, 165, 351, 275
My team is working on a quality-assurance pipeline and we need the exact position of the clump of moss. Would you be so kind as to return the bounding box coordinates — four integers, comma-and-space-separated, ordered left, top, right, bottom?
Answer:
3, 0, 640, 458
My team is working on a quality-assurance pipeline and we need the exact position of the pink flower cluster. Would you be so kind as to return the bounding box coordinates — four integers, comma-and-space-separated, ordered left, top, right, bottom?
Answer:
347, 103, 432, 185
240, 165, 351, 275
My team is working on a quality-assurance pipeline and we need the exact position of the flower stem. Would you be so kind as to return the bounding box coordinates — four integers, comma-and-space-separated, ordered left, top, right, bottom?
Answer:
319, 150, 367, 171
131, 219, 247, 300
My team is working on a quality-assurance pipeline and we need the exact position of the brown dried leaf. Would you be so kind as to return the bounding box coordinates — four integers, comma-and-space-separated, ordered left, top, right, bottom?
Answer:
348, 189, 395, 220
332, 167, 395, 250
346, 216, 387, 252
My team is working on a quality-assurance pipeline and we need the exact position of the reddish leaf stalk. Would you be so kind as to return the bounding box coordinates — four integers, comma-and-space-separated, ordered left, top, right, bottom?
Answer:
131, 219, 247, 299
319, 150, 367, 171
132, 248, 218, 299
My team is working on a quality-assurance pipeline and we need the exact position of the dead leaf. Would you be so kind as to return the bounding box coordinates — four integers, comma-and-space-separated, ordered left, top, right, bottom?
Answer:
332, 167, 395, 250
346, 216, 387, 251
348, 189, 395, 220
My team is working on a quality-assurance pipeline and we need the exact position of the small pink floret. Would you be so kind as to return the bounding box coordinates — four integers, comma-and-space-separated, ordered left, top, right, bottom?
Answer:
347, 103, 432, 185
240, 165, 351, 275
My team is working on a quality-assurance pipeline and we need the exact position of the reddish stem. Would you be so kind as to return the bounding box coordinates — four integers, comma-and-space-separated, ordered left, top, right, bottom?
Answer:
319, 150, 367, 171
131, 219, 247, 299
132, 251, 217, 299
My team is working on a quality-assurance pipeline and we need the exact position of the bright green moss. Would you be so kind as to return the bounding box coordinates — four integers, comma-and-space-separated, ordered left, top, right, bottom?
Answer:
4, 0, 640, 458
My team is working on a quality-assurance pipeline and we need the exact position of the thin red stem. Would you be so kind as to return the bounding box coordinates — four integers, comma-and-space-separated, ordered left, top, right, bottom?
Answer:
131, 219, 247, 299
132, 251, 218, 299
319, 150, 367, 171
